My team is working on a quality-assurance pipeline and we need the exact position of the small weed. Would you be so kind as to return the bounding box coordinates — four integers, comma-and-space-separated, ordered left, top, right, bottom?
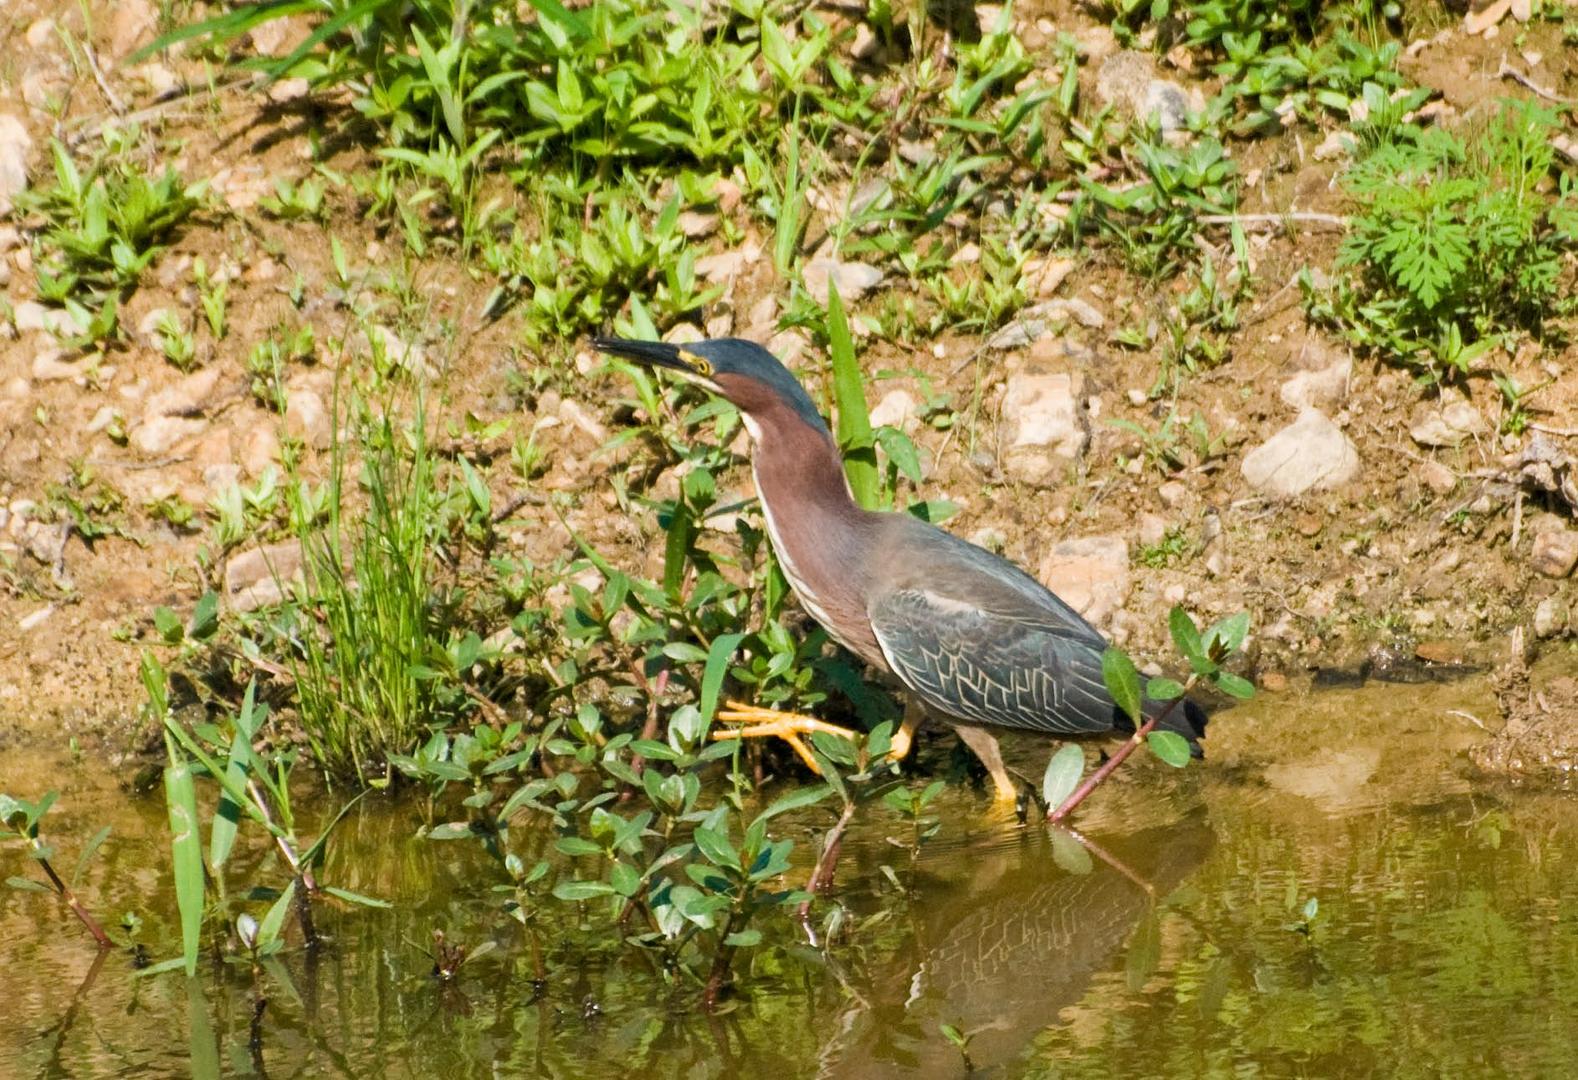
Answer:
1315, 98, 1578, 383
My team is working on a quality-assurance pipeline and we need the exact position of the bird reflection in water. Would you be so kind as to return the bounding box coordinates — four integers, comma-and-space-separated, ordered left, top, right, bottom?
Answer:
815, 815, 1215, 1077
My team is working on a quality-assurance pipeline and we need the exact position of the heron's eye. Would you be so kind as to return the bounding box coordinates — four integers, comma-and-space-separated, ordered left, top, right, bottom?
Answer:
681, 350, 714, 377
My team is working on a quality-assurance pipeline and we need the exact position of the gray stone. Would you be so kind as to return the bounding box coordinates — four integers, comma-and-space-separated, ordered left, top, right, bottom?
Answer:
284, 386, 331, 449
0, 114, 32, 215
868, 389, 918, 432
225, 542, 303, 612
1531, 528, 1578, 578
1411, 400, 1486, 448
987, 299, 1103, 349
132, 415, 209, 456
145, 366, 222, 417
1095, 51, 1192, 132
31, 348, 79, 382
1240, 408, 1360, 497
1533, 596, 1568, 638
1038, 535, 1130, 627
13, 301, 87, 338
1001, 369, 1087, 485
1420, 460, 1457, 496
1279, 336, 1351, 410
802, 258, 884, 304
242, 424, 281, 477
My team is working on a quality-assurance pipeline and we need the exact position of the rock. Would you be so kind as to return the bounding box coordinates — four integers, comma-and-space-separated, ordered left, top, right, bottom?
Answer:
1095, 51, 1191, 132
1038, 535, 1130, 627
1420, 460, 1457, 496
1312, 129, 1351, 162
107, 0, 157, 57
851, 22, 878, 59
951, 241, 981, 265
1240, 408, 1360, 498
1534, 596, 1568, 638
132, 415, 209, 456
284, 386, 331, 448
145, 366, 222, 417
0, 114, 33, 215
370, 325, 431, 378
19, 605, 54, 632
868, 389, 918, 432
1158, 480, 1187, 508
695, 247, 753, 284
1001, 368, 1087, 484
558, 397, 608, 443
266, 77, 310, 103
1410, 400, 1486, 447
242, 424, 281, 477
986, 299, 1101, 349
31, 348, 80, 382
663, 322, 705, 346
225, 542, 303, 612
1278, 335, 1351, 410
1531, 528, 1578, 578
1026, 256, 1075, 298
13, 301, 87, 338
1137, 512, 1167, 546
676, 210, 717, 238
802, 258, 884, 304
1260, 671, 1289, 693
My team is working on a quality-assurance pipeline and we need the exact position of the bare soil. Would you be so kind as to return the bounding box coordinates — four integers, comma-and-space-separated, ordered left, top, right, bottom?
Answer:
1, 0, 1575, 761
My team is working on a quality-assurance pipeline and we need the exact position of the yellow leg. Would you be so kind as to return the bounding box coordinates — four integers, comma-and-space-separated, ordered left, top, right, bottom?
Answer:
712, 699, 925, 774
890, 700, 925, 762
953, 724, 1019, 804
713, 701, 864, 775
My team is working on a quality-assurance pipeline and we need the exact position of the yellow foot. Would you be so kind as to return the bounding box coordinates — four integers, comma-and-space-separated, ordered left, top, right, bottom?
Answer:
713, 701, 864, 774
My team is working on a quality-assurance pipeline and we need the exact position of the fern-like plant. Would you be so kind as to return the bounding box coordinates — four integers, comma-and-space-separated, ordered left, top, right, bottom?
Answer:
1319, 97, 1578, 382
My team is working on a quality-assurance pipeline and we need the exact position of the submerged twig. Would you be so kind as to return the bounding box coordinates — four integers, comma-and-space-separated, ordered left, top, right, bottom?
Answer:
798, 801, 858, 922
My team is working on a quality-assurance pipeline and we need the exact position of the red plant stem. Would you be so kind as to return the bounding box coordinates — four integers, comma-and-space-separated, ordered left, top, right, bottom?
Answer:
1048, 693, 1188, 824
37, 853, 113, 949
797, 801, 857, 922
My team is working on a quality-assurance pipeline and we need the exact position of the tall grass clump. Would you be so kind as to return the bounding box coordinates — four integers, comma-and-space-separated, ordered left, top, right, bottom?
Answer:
285, 394, 460, 779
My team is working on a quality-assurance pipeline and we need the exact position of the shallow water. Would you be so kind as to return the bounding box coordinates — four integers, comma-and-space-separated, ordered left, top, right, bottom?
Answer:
5, 673, 1577, 1078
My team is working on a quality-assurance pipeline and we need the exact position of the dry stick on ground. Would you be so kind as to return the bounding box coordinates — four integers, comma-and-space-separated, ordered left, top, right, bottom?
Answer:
1048, 681, 1195, 824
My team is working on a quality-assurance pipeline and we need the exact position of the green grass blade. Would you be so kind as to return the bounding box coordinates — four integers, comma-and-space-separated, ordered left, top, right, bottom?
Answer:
826, 286, 877, 509
163, 756, 205, 978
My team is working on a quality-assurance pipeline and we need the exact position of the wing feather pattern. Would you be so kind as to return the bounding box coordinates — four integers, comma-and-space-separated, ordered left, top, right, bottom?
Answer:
868, 588, 1119, 735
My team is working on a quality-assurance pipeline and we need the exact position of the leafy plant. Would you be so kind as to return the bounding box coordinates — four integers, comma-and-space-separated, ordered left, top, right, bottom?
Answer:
1317, 99, 1578, 382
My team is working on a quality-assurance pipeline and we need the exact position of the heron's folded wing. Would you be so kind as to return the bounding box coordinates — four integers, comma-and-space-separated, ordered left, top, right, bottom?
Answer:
868, 588, 1118, 735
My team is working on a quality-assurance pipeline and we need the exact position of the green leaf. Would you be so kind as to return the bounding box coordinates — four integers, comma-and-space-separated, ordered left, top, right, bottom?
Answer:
692, 825, 740, 871
163, 759, 204, 977
699, 632, 746, 724
827, 287, 877, 509
1101, 647, 1143, 727
6, 875, 50, 893
257, 877, 295, 951
187, 591, 219, 642
552, 879, 616, 901
723, 929, 762, 948
753, 783, 832, 825
1146, 677, 1186, 700
555, 836, 603, 857
320, 885, 391, 909
1147, 730, 1193, 768
1041, 744, 1085, 811
1168, 606, 1204, 666
1050, 828, 1093, 874
71, 825, 112, 890
1214, 671, 1256, 700
1204, 611, 1250, 657
153, 606, 184, 644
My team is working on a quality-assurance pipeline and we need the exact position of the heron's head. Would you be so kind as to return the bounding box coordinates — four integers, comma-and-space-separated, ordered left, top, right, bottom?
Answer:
592, 337, 828, 441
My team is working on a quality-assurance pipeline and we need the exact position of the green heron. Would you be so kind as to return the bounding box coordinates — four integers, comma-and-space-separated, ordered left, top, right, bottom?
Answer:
593, 337, 1207, 800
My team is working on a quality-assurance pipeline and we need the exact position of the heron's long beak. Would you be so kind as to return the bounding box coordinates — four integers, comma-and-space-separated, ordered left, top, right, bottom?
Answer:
592, 337, 696, 374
